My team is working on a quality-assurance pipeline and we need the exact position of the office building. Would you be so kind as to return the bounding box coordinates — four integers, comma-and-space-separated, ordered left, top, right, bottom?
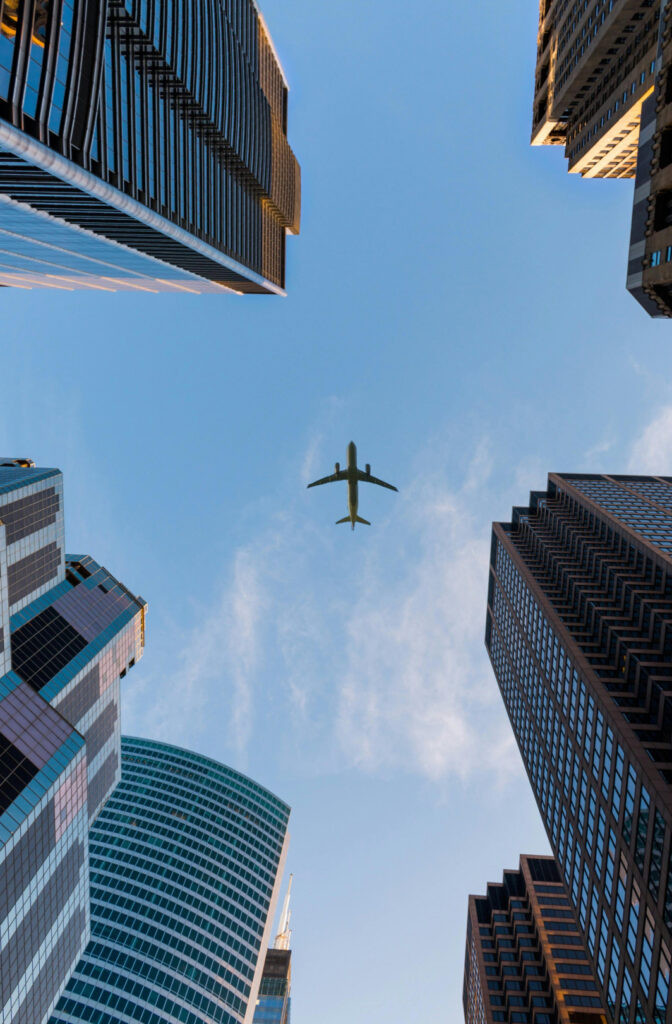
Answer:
0, 0, 300, 294
486, 474, 672, 1024
253, 949, 292, 1024
50, 736, 291, 1024
628, 12, 672, 316
463, 854, 607, 1024
0, 457, 146, 1024
253, 877, 292, 1024
530, 0, 672, 316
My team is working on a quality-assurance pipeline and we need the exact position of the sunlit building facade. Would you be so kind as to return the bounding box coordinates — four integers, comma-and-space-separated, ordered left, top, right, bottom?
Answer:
0, 0, 300, 293
49, 736, 290, 1024
463, 855, 607, 1024
486, 474, 672, 1024
0, 458, 146, 1024
530, 0, 672, 317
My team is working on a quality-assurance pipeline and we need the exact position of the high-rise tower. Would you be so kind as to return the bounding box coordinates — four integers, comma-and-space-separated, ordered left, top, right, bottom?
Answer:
530, 0, 672, 317
253, 949, 292, 1024
486, 474, 672, 1024
49, 736, 291, 1024
253, 876, 292, 1024
0, 458, 146, 1024
0, 0, 300, 293
463, 855, 607, 1024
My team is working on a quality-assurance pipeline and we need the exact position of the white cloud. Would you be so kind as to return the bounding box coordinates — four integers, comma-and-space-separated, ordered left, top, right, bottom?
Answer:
130, 436, 527, 785
583, 437, 614, 463
627, 405, 672, 474
125, 541, 269, 762
334, 446, 519, 782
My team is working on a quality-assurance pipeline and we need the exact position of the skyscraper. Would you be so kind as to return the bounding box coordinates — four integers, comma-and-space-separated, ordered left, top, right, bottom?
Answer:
49, 736, 291, 1024
253, 949, 292, 1024
0, 0, 300, 294
530, 0, 672, 316
0, 457, 146, 1024
463, 854, 607, 1024
485, 474, 672, 1024
253, 876, 292, 1024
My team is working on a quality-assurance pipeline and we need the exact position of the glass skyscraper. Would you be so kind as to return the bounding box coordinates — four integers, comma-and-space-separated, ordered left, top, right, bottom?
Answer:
0, 0, 300, 293
252, 948, 291, 1024
486, 474, 672, 1024
463, 855, 607, 1024
49, 736, 291, 1024
0, 458, 146, 1024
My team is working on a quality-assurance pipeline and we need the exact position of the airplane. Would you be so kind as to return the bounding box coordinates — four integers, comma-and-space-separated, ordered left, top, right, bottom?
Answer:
307, 441, 398, 529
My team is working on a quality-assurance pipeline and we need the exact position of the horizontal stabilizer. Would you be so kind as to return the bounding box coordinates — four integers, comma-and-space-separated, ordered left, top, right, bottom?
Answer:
336, 516, 351, 524
355, 516, 371, 525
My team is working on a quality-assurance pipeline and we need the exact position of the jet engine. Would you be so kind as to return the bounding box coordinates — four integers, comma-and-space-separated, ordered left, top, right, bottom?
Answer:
366, 464, 371, 475
335, 462, 340, 472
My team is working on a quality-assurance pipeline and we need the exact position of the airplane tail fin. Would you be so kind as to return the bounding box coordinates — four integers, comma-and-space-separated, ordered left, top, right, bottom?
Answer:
335, 515, 370, 527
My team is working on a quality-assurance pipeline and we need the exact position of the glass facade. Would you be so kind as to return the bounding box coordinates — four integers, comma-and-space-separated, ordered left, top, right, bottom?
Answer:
0, 459, 146, 1024
0, 0, 300, 293
253, 949, 291, 1024
463, 855, 607, 1024
486, 474, 672, 1024
49, 737, 290, 1024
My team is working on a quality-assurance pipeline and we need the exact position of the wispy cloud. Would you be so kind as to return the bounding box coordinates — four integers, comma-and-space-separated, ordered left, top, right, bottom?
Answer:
583, 437, 614, 463
627, 405, 672, 474
125, 540, 270, 763
129, 435, 531, 786
335, 446, 511, 781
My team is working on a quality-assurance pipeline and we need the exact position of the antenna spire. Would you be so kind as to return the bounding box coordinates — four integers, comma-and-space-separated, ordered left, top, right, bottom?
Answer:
274, 874, 293, 950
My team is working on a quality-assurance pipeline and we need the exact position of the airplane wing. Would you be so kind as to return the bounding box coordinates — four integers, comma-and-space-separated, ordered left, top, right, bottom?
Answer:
357, 470, 398, 492
307, 471, 348, 488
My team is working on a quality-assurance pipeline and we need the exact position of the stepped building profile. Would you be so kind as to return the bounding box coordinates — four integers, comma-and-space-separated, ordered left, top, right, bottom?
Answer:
0, 0, 300, 293
531, 0, 672, 317
0, 458, 146, 1024
486, 474, 672, 1024
463, 855, 607, 1024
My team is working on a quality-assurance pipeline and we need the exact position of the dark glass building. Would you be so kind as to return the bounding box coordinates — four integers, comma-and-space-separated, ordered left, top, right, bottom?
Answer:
464, 854, 607, 1024
252, 948, 291, 1024
0, 0, 300, 293
49, 736, 291, 1024
486, 474, 672, 1024
0, 458, 146, 1024
530, 0, 672, 317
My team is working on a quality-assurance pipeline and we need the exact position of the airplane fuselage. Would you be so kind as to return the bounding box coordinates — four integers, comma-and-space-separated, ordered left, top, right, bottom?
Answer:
346, 441, 359, 523
307, 440, 396, 529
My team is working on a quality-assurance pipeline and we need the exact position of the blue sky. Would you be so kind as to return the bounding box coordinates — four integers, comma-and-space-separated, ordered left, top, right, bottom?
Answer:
4, 0, 672, 1021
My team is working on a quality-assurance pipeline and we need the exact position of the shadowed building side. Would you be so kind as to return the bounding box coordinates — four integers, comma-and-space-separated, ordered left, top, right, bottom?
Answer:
486, 474, 672, 1024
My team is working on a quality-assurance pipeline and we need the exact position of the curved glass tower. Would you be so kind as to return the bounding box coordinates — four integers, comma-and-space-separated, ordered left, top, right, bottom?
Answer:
49, 736, 290, 1024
